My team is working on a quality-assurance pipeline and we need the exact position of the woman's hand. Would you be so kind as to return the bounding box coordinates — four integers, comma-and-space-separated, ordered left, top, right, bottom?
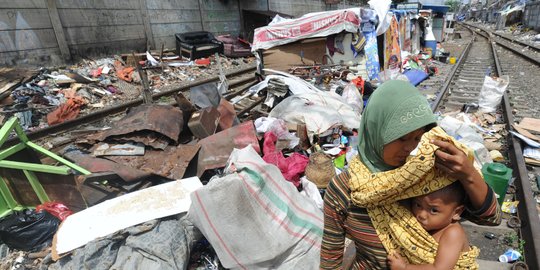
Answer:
387, 252, 408, 270
431, 139, 479, 182
431, 139, 488, 209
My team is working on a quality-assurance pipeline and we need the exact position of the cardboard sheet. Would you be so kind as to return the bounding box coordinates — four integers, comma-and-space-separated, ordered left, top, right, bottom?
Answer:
52, 177, 203, 258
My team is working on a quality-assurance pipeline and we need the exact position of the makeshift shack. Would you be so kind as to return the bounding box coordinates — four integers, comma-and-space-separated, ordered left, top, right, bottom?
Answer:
252, 9, 362, 72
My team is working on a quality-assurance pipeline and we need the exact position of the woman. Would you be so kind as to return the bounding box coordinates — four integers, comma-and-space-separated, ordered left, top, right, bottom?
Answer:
320, 80, 501, 269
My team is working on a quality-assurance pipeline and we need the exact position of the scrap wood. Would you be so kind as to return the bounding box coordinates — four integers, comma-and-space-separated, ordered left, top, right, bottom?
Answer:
51, 177, 203, 259
518, 117, 540, 133
525, 158, 540, 166
513, 124, 540, 142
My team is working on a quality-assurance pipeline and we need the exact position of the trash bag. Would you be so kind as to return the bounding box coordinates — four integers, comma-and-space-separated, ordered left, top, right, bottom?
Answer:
478, 75, 510, 113
0, 209, 60, 251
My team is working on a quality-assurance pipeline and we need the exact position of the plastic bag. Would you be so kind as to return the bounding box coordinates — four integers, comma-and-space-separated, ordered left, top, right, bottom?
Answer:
36, 201, 73, 221
341, 83, 363, 114
0, 209, 60, 251
478, 75, 510, 112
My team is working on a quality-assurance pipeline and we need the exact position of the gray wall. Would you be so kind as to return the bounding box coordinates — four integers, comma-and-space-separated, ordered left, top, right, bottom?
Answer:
0, 0, 363, 67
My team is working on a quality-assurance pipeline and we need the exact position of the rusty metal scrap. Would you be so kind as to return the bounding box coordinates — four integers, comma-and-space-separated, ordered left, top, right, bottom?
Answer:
64, 148, 152, 182
83, 104, 183, 149
196, 120, 260, 177
106, 144, 200, 180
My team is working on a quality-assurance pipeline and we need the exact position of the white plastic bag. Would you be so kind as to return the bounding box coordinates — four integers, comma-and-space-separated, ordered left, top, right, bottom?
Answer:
478, 75, 510, 113
341, 83, 363, 115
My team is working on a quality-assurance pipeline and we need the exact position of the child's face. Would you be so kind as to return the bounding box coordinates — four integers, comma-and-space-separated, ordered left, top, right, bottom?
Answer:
412, 193, 464, 233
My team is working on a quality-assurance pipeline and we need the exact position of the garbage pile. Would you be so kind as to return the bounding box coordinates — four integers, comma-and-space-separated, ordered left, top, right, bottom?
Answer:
0, 6, 528, 270
0, 53, 254, 132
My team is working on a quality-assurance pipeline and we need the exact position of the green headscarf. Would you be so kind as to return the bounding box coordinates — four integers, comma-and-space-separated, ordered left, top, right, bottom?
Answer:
358, 80, 436, 172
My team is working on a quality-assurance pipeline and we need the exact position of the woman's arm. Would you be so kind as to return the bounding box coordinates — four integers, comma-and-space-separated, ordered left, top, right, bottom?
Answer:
320, 174, 349, 269
431, 139, 501, 225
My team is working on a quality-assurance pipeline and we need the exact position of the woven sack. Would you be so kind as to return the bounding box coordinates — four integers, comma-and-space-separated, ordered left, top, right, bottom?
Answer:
305, 152, 336, 189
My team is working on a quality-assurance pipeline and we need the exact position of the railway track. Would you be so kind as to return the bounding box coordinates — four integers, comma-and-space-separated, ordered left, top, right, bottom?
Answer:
429, 23, 540, 269
4, 64, 259, 148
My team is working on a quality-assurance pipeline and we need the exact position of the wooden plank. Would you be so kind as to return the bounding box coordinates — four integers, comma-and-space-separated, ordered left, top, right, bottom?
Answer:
0, 29, 58, 51
139, 0, 155, 49
147, 9, 201, 24
0, 0, 47, 8
513, 124, 540, 142
146, 0, 198, 9
57, 9, 142, 27
0, 48, 62, 66
55, 0, 139, 10
46, 0, 71, 61
519, 118, 540, 133
150, 22, 202, 37
0, 9, 52, 30
63, 25, 145, 45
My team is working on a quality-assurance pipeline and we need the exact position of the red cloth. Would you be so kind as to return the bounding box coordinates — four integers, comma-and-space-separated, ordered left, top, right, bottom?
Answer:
47, 89, 86, 125
262, 132, 309, 187
36, 202, 73, 221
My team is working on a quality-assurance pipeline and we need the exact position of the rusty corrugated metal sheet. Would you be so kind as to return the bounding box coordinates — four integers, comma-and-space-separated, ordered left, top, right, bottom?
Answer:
64, 149, 152, 182
107, 144, 200, 180
85, 104, 183, 149
196, 121, 260, 177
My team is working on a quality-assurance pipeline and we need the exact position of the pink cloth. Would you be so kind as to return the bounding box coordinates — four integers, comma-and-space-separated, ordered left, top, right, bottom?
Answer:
262, 132, 309, 187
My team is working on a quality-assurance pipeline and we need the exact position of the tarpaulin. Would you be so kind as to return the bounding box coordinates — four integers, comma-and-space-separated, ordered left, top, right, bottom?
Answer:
188, 146, 323, 269
252, 9, 360, 51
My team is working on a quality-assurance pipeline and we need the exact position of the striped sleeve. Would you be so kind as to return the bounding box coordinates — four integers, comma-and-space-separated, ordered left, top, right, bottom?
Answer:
464, 186, 502, 226
320, 171, 351, 269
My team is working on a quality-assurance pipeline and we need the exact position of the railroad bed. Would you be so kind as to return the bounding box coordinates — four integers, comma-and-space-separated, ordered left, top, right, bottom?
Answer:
418, 23, 540, 270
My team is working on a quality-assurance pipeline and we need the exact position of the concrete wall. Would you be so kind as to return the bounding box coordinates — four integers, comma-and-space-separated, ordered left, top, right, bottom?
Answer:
0, 0, 363, 67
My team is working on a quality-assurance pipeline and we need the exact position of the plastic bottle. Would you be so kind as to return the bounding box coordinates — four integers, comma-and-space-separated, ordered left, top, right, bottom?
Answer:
481, 163, 513, 206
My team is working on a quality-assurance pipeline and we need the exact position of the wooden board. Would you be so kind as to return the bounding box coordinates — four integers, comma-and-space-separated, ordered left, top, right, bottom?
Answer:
262, 38, 328, 72
52, 177, 203, 257
513, 124, 540, 142
518, 118, 540, 133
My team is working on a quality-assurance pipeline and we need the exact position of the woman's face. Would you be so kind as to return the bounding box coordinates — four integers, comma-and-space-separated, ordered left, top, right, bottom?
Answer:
382, 128, 426, 167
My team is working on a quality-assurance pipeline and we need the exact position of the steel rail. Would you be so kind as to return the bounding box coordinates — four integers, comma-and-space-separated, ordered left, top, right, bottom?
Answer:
462, 22, 540, 53
460, 22, 540, 66
4, 66, 256, 146
440, 23, 540, 269
489, 29, 540, 270
431, 32, 474, 112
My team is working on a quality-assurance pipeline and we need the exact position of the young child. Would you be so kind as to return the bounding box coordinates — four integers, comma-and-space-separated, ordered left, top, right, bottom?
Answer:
387, 181, 471, 270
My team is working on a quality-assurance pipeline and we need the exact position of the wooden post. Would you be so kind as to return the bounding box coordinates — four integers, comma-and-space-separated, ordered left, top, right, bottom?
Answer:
45, 0, 71, 61
139, 0, 155, 50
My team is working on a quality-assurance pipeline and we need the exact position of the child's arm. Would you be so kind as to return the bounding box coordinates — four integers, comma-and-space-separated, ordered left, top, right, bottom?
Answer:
387, 225, 466, 270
